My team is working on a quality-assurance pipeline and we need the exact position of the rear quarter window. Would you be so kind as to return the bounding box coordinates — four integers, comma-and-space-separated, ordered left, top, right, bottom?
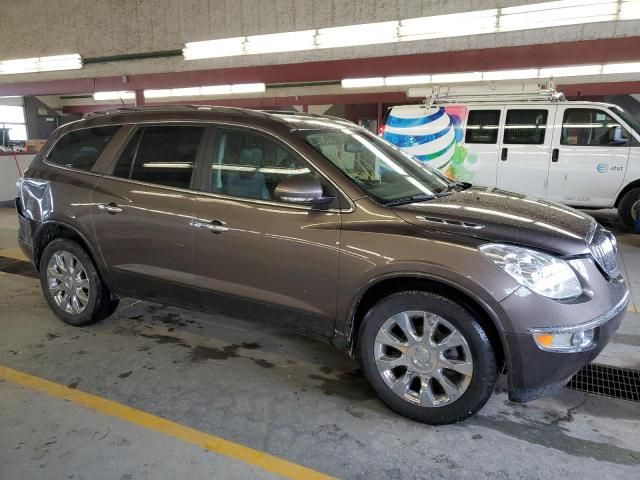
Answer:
47, 126, 120, 171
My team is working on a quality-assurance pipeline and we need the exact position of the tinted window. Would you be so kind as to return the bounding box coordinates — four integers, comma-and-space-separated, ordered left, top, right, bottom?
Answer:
503, 109, 548, 145
465, 110, 500, 144
562, 109, 629, 147
126, 125, 204, 189
112, 128, 142, 178
48, 126, 119, 171
210, 129, 312, 201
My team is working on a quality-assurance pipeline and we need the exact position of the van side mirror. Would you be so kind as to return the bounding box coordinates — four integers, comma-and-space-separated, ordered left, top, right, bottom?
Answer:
608, 126, 628, 146
274, 174, 334, 205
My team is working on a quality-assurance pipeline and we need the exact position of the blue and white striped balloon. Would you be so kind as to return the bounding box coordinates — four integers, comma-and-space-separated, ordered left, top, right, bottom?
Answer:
383, 106, 456, 170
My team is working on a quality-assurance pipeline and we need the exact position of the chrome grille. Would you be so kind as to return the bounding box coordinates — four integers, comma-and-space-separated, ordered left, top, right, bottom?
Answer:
589, 226, 620, 278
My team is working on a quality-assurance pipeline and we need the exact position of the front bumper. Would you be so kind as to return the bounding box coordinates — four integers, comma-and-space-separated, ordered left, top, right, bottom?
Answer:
504, 290, 628, 402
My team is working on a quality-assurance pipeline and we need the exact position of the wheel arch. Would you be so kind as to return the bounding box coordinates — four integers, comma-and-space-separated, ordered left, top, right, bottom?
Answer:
347, 274, 507, 371
614, 179, 640, 207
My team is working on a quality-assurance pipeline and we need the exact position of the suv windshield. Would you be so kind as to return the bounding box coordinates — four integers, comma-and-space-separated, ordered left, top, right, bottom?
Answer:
296, 126, 454, 204
609, 105, 640, 136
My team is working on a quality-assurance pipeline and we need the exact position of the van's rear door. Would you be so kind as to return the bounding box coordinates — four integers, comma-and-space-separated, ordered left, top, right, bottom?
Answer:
546, 105, 630, 207
495, 105, 556, 198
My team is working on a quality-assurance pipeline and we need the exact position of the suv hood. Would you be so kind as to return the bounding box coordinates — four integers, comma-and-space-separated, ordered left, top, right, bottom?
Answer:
393, 187, 595, 255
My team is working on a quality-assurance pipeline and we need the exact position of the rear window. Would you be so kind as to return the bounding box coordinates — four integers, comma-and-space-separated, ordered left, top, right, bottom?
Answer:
465, 110, 500, 144
47, 126, 120, 171
503, 109, 548, 145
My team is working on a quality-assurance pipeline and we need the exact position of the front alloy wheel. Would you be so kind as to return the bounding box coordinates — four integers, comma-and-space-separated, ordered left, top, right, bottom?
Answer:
359, 291, 497, 424
46, 251, 91, 314
374, 311, 473, 407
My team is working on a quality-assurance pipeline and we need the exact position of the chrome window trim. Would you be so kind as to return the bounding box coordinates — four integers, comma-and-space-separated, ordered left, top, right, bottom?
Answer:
528, 289, 629, 335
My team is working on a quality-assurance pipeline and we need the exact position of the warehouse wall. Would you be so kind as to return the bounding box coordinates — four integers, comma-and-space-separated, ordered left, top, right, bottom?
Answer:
1, 0, 639, 84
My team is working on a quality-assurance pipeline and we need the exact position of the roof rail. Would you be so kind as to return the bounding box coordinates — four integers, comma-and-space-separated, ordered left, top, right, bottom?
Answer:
407, 81, 566, 106
82, 105, 236, 119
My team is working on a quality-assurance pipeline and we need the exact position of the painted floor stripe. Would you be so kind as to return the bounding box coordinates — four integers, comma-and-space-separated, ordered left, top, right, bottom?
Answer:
0, 247, 27, 261
0, 365, 335, 480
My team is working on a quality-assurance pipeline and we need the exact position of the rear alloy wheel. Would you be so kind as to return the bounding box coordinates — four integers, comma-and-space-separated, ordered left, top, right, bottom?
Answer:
359, 291, 497, 424
39, 238, 118, 326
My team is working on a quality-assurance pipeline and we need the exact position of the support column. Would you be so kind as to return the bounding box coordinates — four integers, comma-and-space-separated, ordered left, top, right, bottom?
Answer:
135, 90, 145, 107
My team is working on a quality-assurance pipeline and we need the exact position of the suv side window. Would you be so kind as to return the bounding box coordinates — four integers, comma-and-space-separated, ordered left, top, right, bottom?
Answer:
465, 110, 500, 144
562, 108, 629, 146
503, 109, 548, 145
48, 126, 120, 171
208, 128, 314, 202
113, 125, 204, 189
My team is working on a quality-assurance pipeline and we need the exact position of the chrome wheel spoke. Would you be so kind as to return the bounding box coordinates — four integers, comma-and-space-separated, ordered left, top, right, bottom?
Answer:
375, 329, 409, 353
54, 253, 66, 272
75, 287, 89, 303
392, 312, 421, 344
375, 354, 409, 371
46, 251, 90, 315
438, 356, 473, 377
419, 376, 437, 407
433, 369, 463, 403
437, 330, 465, 352
391, 370, 415, 396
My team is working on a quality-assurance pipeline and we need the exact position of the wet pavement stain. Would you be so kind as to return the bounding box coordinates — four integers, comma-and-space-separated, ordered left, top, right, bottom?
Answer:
252, 358, 275, 369
137, 333, 190, 348
189, 344, 240, 362
67, 379, 80, 389
319, 366, 333, 374
117, 371, 133, 379
471, 415, 640, 465
240, 342, 262, 350
308, 371, 376, 402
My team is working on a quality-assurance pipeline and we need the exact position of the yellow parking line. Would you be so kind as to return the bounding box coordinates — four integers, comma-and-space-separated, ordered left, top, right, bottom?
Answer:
0, 365, 335, 480
626, 304, 638, 313
0, 247, 27, 261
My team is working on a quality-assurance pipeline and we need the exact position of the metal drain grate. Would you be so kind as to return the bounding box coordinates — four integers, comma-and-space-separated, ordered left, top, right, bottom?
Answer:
566, 363, 640, 402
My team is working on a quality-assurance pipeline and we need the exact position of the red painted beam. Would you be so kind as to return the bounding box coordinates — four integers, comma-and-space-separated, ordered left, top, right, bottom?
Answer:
3, 37, 640, 97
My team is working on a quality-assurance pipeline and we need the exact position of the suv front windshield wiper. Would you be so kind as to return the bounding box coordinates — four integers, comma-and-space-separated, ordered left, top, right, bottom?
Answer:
384, 193, 436, 206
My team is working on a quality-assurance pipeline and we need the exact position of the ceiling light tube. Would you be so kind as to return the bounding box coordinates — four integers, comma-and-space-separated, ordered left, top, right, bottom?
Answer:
601, 62, 640, 74
245, 30, 316, 54
93, 91, 135, 101
341, 77, 385, 88
399, 9, 498, 41
316, 21, 398, 49
482, 69, 540, 81
432, 72, 483, 83
384, 74, 432, 86
539, 64, 602, 77
0, 54, 82, 75
182, 37, 246, 60
230, 83, 266, 94
500, 0, 618, 31
620, 0, 640, 19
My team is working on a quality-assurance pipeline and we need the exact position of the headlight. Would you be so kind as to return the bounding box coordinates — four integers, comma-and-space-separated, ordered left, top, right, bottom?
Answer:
479, 244, 582, 299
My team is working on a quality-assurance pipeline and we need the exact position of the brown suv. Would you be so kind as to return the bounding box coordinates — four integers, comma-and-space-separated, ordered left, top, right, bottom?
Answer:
16, 106, 628, 424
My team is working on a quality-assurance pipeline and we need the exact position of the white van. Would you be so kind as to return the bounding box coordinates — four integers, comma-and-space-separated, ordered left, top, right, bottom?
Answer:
382, 96, 640, 229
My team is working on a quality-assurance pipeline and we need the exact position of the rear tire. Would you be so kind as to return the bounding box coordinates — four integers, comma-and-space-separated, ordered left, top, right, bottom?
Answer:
39, 238, 118, 326
358, 291, 497, 424
618, 187, 640, 231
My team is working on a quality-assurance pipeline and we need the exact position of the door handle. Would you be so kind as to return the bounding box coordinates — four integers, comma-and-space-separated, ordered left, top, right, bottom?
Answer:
98, 202, 122, 214
501, 147, 508, 161
192, 219, 229, 234
552, 148, 559, 162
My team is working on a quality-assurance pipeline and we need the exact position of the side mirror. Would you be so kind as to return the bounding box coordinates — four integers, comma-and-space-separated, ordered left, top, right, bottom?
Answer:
274, 174, 334, 205
609, 126, 628, 146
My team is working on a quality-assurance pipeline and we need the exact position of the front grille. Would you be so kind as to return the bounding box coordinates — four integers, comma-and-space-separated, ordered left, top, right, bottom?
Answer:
566, 363, 640, 402
588, 226, 619, 278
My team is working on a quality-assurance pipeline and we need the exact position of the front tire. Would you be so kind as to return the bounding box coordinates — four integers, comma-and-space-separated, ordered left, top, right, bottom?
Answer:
358, 291, 497, 424
618, 187, 640, 231
39, 239, 118, 326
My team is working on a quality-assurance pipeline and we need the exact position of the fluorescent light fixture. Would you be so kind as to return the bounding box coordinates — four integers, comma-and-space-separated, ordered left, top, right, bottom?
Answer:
399, 9, 497, 41
182, 37, 245, 60
144, 83, 265, 98
601, 62, 640, 74
539, 64, 602, 77
316, 21, 398, 48
432, 72, 483, 83
0, 54, 82, 75
341, 77, 385, 88
93, 91, 135, 101
385, 74, 432, 86
245, 30, 316, 54
621, 0, 640, 19
500, 0, 618, 31
482, 69, 539, 81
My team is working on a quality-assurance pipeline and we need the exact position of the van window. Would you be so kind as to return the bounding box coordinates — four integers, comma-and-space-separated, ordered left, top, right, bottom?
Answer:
48, 126, 120, 171
209, 128, 312, 201
562, 109, 629, 147
503, 109, 548, 145
465, 110, 500, 144
116, 125, 204, 189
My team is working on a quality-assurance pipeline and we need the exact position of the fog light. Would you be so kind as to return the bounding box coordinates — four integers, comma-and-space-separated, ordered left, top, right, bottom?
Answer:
532, 328, 595, 353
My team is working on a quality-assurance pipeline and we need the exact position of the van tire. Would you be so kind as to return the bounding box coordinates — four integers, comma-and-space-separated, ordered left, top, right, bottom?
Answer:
617, 187, 640, 231
39, 238, 119, 326
358, 291, 497, 425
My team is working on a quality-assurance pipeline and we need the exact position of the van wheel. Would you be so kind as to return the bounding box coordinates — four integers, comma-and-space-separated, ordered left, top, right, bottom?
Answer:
618, 187, 640, 231
39, 239, 118, 326
358, 291, 497, 424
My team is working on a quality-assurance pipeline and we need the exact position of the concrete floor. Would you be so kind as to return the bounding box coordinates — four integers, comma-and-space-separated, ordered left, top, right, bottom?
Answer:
1, 207, 639, 480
